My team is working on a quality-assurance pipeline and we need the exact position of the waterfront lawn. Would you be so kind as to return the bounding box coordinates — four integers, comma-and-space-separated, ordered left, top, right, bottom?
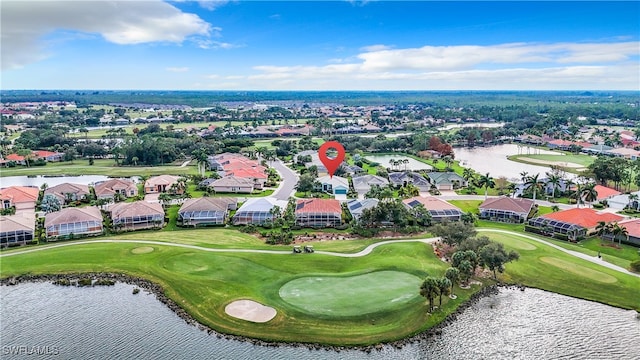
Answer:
483, 231, 640, 311
511, 153, 595, 167
1, 159, 198, 177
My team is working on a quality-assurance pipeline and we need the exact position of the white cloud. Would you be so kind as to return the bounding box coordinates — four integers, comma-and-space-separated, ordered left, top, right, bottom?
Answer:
240, 41, 639, 90
360, 44, 392, 52
196, 39, 242, 49
197, 0, 231, 11
166, 67, 189, 72
1, 0, 212, 70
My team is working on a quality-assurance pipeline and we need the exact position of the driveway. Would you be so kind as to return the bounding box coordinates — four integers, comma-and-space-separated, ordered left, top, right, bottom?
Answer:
271, 159, 299, 201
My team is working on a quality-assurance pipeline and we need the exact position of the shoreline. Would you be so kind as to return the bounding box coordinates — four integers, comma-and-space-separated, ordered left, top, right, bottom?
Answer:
1, 272, 501, 352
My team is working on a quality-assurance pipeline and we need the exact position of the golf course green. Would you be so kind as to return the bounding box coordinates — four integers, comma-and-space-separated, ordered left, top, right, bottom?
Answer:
279, 271, 423, 317
1, 228, 639, 345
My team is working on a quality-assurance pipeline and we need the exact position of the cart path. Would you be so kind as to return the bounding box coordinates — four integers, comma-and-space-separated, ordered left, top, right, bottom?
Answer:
2, 231, 638, 278
0, 238, 438, 258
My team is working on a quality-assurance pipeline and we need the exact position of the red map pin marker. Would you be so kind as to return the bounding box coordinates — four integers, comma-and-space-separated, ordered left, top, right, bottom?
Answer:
318, 141, 345, 178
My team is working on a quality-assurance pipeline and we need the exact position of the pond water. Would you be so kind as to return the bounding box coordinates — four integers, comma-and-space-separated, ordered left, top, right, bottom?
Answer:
0, 175, 132, 188
365, 154, 433, 171
454, 144, 573, 181
1, 283, 637, 359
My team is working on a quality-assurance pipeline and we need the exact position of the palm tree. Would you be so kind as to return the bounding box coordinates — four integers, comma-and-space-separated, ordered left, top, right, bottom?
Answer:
611, 223, 628, 246
628, 193, 639, 211
403, 159, 409, 171
419, 277, 439, 312
444, 267, 459, 297
581, 183, 598, 208
436, 277, 452, 306
476, 172, 495, 200
595, 221, 609, 240
551, 205, 560, 212
546, 173, 562, 199
525, 174, 544, 203
519, 171, 529, 186
462, 168, 475, 183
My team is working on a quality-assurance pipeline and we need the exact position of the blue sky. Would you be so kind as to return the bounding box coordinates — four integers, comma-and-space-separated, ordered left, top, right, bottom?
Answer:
1, 1, 639, 90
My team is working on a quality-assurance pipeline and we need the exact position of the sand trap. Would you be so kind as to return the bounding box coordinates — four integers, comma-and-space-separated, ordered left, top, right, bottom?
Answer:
225, 300, 277, 323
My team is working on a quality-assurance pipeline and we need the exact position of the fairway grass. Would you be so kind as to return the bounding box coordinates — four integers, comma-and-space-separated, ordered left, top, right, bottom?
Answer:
1, 229, 639, 345
279, 271, 422, 317
539, 257, 618, 283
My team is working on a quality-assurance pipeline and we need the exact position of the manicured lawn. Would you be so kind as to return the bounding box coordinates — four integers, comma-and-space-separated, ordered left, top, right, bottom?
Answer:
0, 240, 477, 345
2, 227, 638, 346
511, 153, 595, 167
481, 231, 640, 310
1, 159, 198, 177
448, 200, 482, 213
279, 271, 423, 317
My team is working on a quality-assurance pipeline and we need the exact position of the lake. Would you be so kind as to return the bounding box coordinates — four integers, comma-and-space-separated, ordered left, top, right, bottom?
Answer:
365, 154, 433, 171
454, 144, 573, 181
1, 283, 638, 359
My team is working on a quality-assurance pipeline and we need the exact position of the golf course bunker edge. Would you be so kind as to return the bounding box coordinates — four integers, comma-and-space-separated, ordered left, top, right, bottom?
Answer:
225, 299, 277, 323
278, 270, 423, 317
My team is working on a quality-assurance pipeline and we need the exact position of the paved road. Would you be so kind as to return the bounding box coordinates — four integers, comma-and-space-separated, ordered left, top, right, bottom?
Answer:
271, 159, 299, 201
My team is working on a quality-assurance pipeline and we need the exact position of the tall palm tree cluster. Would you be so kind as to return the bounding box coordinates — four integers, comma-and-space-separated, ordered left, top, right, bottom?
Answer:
595, 221, 629, 246
388, 158, 410, 171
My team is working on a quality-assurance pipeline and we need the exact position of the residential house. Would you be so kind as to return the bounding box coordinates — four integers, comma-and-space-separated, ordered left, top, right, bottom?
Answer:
403, 196, 463, 222
209, 176, 255, 193
33, 150, 64, 162
316, 175, 349, 195
610, 218, 640, 246
0, 186, 39, 213
594, 185, 621, 202
225, 168, 268, 189
94, 179, 138, 201
233, 198, 288, 225
479, 197, 535, 223
352, 175, 389, 197
388, 172, 431, 191
427, 172, 468, 191
144, 175, 180, 194
608, 147, 640, 160
607, 191, 640, 210
346, 198, 379, 222
109, 201, 164, 231
527, 208, 624, 241
45, 183, 91, 204
295, 198, 342, 228
44, 206, 104, 239
342, 164, 366, 176
0, 213, 36, 247
178, 197, 236, 226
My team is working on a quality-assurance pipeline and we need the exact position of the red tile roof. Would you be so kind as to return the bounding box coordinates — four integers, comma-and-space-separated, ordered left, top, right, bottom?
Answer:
5, 154, 25, 161
617, 218, 640, 238
227, 168, 268, 179
594, 185, 621, 200
295, 199, 342, 214
0, 186, 39, 204
541, 208, 623, 229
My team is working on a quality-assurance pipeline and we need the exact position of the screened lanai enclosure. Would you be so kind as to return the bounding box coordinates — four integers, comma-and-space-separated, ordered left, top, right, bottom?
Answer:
294, 199, 343, 228
232, 198, 287, 225
178, 198, 235, 227
526, 217, 586, 241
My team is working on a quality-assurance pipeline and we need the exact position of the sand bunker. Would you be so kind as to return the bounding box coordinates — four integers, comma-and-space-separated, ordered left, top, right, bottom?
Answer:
131, 246, 154, 254
225, 300, 277, 323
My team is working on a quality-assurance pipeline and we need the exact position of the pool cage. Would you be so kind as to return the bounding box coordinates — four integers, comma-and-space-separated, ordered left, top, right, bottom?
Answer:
178, 209, 227, 226
0, 229, 34, 246
232, 210, 274, 225
479, 208, 528, 223
428, 209, 463, 222
295, 211, 341, 228
527, 217, 586, 240
46, 220, 103, 239
113, 214, 164, 231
